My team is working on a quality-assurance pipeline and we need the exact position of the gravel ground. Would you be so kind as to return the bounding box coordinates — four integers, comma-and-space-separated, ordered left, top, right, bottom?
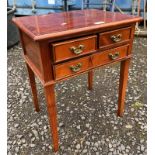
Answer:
7, 37, 147, 155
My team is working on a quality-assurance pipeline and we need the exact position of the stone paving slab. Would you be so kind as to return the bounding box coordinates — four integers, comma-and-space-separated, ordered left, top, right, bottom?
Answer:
7, 37, 147, 155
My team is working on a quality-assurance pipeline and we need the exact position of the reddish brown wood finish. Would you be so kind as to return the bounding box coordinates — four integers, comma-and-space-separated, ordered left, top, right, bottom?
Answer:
116, 23, 136, 117
44, 84, 59, 152
54, 56, 91, 80
26, 64, 40, 112
12, 9, 142, 41
12, 9, 142, 152
22, 33, 42, 72
24, 55, 44, 84
52, 35, 97, 63
92, 45, 129, 67
39, 41, 54, 82
54, 44, 129, 81
117, 59, 130, 116
99, 27, 131, 49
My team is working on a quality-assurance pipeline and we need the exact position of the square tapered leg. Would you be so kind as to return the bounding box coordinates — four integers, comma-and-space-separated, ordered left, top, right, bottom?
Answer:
26, 64, 40, 112
44, 84, 59, 152
117, 59, 130, 117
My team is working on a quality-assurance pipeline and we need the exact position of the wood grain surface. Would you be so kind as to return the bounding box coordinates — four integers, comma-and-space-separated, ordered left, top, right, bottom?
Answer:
12, 9, 142, 41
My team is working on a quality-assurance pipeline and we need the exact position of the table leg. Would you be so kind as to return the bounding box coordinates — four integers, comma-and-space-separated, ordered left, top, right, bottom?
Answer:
44, 84, 59, 152
88, 70, 93, 90
26, 64, 40, 112
117, 59, 130, 117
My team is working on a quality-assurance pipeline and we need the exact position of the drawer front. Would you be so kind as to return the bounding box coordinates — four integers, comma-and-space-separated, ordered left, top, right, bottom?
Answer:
52, 36, 97, 63
92, 45, 129, 67
54, 56, 91, 80
99, 27, 131, 48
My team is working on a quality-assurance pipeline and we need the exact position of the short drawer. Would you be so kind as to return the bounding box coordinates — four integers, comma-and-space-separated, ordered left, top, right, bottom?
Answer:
92, 45, 129, 67
54, 56, 91, 80
99, 27, 131, 48
52, 36, 97, 63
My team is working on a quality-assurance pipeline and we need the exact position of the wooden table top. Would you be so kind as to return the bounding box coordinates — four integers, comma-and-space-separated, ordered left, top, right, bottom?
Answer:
13, 9, 142, 41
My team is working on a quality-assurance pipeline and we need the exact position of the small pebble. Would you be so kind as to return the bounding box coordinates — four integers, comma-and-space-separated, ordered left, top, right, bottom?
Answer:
83, 149, 87, 153
59, 122, 64, 127
77, 125, 80, 130
94, 142, 99, 147
120, 144, 125, 151
21, 138, 26, 143
93, 147, 97, 151
108, 152, 112, 155
141, 145, 145, 151
86, 141, 90, 146
14, 124, 19, 128
76, 144, 80, 150
15, 147, 19, 152
81, 116, 85, 120
109, 143, 112, 148
32, 130, 39, 140
30, 144, 35, 147
17, 135, 23, 139
31, 137, 35, 142
86, 124, 90, 128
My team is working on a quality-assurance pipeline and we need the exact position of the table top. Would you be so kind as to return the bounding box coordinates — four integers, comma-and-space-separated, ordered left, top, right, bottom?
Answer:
13, 9, 142, 41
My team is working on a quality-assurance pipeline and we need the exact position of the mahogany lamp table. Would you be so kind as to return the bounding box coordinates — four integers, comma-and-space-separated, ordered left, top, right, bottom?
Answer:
12, 9, 142, 152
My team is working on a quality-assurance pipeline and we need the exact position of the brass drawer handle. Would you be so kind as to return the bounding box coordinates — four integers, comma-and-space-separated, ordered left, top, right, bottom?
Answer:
108, 52, 120, 60
70, 63, 82, 73
70, 44, 85, 55
111, 34, 122, 43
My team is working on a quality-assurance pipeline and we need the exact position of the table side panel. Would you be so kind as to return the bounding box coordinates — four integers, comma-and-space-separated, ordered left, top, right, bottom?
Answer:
21, 32, 42, 75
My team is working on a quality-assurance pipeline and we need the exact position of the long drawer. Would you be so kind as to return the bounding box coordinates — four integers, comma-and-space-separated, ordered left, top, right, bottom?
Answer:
51, 36, 97, 63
